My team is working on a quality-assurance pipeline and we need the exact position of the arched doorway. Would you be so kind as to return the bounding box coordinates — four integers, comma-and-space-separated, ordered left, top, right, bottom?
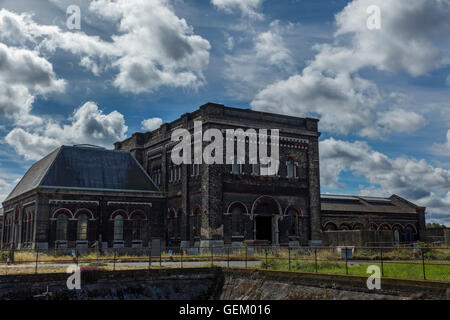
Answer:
251, 196, 282, 244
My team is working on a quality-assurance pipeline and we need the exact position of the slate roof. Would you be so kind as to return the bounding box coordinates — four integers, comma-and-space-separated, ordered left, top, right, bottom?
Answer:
321, 194, 424, 214
4, 145, 159, 202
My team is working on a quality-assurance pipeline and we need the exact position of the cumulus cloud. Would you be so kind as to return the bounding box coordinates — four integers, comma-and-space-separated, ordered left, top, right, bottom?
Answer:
320, 138, 450, 224
89, 0, 211, 93
5, 102, 128, 160
251, 0, 450, 137
0, 2, 211, 93
224, 21, 295, 99
211, 0, 263, 19
375, 108, 426, 135
432, 130, 450, 156
141, 117, 163, 131
0, 41, 65, 124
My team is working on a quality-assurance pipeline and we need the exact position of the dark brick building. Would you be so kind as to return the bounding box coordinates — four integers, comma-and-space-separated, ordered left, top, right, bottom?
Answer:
1, 145, 165, 250
115, 103, 322, 249
1, 103, 426, 250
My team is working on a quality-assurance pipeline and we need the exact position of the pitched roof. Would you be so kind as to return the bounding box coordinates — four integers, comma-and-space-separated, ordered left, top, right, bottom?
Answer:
320, 194, 423, 214
4, 145, 159, 202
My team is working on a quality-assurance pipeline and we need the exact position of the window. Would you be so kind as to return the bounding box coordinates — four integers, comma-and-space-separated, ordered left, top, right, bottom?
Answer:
286, 160, 297, 178
232, 156, 242, 174
191, 164, 200, 176
252, 163, 260, 175
132, 215, 144, 240
77, 213, 88, 240
231, 205, 244, 236
56, 214, 68, 241
114, 215, 124, 240
394, 229, 400, 244
287, 208, 300, 237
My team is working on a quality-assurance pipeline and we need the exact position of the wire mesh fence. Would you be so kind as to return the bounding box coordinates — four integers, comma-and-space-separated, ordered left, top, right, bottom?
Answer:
0, 245, 448, 281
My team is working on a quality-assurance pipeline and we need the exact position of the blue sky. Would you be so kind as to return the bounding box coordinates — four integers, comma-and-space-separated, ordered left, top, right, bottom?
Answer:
0, 0, 449, 225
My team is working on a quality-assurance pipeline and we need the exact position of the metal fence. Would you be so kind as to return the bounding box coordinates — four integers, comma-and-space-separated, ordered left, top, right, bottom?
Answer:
0, 245, 448, 282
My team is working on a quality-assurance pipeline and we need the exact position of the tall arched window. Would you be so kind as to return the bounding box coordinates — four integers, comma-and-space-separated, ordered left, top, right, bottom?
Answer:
56, 214, 68, 241
114, 215, 124, 240
230, 204, 244, 237
77, 213, 88, 240
132, 214, 145, 240
287, 208, 300, 237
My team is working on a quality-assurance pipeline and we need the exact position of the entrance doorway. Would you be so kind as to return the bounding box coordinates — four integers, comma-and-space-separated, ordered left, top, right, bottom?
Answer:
256, 215, 272, 242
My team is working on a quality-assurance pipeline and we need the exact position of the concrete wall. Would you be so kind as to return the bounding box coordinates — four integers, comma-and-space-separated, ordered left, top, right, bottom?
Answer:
0, 268, 448, 300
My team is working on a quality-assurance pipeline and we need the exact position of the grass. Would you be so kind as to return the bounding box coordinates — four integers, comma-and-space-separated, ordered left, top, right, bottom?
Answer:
257, 258, 450, 281
0, 247, 448, 281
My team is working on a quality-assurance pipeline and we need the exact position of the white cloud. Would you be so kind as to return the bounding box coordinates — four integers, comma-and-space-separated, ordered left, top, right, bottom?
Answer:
432, 130, 450, 156
375, 108, 426, 135
211, 0, 263, 19
224, 21, 295, 100
89, 0, 211, 93
252, 69, 381, 135
5, 102, 128, 161
141, 117, 163, 131
334, 0, 450, 76
0, 43, 65, 95
0, 3, 211, 94
0, 40, 65, 126
320, 137, 450, 224
446, 75, 450, 87
251, 0, 450, 137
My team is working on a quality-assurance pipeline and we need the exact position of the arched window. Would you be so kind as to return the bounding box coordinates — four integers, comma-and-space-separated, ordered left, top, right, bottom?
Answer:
231, 205, 244, 237
132, 214, 144, 240
56, 214, 68, 241
394, 229, 400, 244
286, 159, 298, 178
287, 207, 300, 237
114, 215, 124, 240
77, 213, 88, 240
232, 155, 242, 174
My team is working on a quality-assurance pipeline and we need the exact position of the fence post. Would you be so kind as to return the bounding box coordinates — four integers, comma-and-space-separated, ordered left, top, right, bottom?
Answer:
245, 245, 248, 269
314, 248, 318, 273
227, 247, 230, 269
422, 248, 426, 280
113, 249, 116, 271
345, 248, 348, 275
380, 247, 384, 277
265, 249, 268, 269
181, 248, 183, 269
288, 247, 291, 271
35, 250, 39, 274
211, 246, 214, 267
159, 245, 162, 267
148, 247, 151, 270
